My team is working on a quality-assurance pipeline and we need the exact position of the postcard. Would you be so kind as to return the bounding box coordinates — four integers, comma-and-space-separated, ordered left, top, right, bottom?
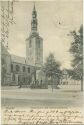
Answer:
1, 0, 84, 124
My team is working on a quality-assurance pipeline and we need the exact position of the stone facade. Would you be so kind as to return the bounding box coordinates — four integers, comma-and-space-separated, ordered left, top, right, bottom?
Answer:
10, 55, 35, 85
26, 33, 43, 67
1, 44, 11, 85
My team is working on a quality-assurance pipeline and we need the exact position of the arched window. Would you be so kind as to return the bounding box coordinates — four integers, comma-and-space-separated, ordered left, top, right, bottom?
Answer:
23, 66, 25, 72
11, 64, 13, 72
12, 74, 15, 81
18, 76, 20, 82
28, 67, 30, 73
37, 39, 40, 48
38, 41, 40, 48
16, 65, 20, 72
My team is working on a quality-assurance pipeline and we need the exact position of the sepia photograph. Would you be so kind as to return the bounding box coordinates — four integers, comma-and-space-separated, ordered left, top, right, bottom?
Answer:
1, 0, 84, 124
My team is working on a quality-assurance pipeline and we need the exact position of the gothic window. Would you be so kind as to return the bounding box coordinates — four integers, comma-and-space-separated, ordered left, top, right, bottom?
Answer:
28, 67, 30, 73
38, 41, 40, 48
37, 39, 40, 48
12, 74, 15, 81
23, 66, 25, 72
18, 76, 20, 82
11, 64, 13, 72
16, 65, 20, 72
29, 40, 32, 48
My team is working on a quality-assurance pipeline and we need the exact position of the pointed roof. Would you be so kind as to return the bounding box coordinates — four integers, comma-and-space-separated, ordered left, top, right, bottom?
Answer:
11, 54, 26, 64
32, 2, 37, 16
33, 2, 36, 11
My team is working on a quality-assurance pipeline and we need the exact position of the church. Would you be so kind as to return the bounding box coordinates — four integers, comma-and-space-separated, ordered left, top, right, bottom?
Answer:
1, 4, 45, 86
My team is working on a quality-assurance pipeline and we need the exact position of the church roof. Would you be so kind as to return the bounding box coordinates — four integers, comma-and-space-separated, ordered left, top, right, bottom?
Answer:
11, 54, 26, 64
1, 43, 10, 56
33, 3, 36, 12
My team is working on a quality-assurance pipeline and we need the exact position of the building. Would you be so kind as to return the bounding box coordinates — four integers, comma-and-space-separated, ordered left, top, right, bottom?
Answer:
1, 4, 43, 86
26, 4, 43, 67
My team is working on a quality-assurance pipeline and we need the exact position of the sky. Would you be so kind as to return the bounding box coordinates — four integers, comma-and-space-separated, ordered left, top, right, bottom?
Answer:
7, 0, 82, 69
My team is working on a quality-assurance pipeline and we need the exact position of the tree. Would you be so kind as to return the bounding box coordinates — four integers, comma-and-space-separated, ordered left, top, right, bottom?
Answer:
69, 25, 83, 91
43, 53, 61, 92
1, 58, 7, 85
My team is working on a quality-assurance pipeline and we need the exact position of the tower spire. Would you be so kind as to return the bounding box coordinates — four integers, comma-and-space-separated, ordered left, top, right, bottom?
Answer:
33, 2, 36, 11
31, 3, 38, 32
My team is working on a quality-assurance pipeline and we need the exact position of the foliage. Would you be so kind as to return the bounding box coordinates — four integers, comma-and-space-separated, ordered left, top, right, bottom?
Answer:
1, 58, 7, 84
43, 53, 61, 84
66, 69, 81, 80
69, 25, 83, 80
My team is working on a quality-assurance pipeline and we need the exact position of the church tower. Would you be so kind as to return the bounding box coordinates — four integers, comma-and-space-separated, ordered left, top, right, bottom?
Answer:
26, 4, 43, 67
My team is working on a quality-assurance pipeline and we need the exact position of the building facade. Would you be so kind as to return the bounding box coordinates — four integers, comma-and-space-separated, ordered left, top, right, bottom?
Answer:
1, 4, 43, 86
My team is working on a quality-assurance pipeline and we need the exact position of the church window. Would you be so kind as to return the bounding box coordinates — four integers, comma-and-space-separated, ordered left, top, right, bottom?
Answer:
16, 65, 20, 72
28, 67, 30, 73
37, 39, 40, 48
18, 76, 20, 82
11, 64, 13, 72
12, 74, 15, 81
23, 66, 25, 72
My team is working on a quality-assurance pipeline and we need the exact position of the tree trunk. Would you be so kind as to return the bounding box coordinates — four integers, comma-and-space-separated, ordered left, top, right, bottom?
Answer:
81, 77, 83, 91
51, 76, 53, 92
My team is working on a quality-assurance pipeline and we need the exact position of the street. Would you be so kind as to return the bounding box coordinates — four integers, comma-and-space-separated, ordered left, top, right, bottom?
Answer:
1, 84, 84, 108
